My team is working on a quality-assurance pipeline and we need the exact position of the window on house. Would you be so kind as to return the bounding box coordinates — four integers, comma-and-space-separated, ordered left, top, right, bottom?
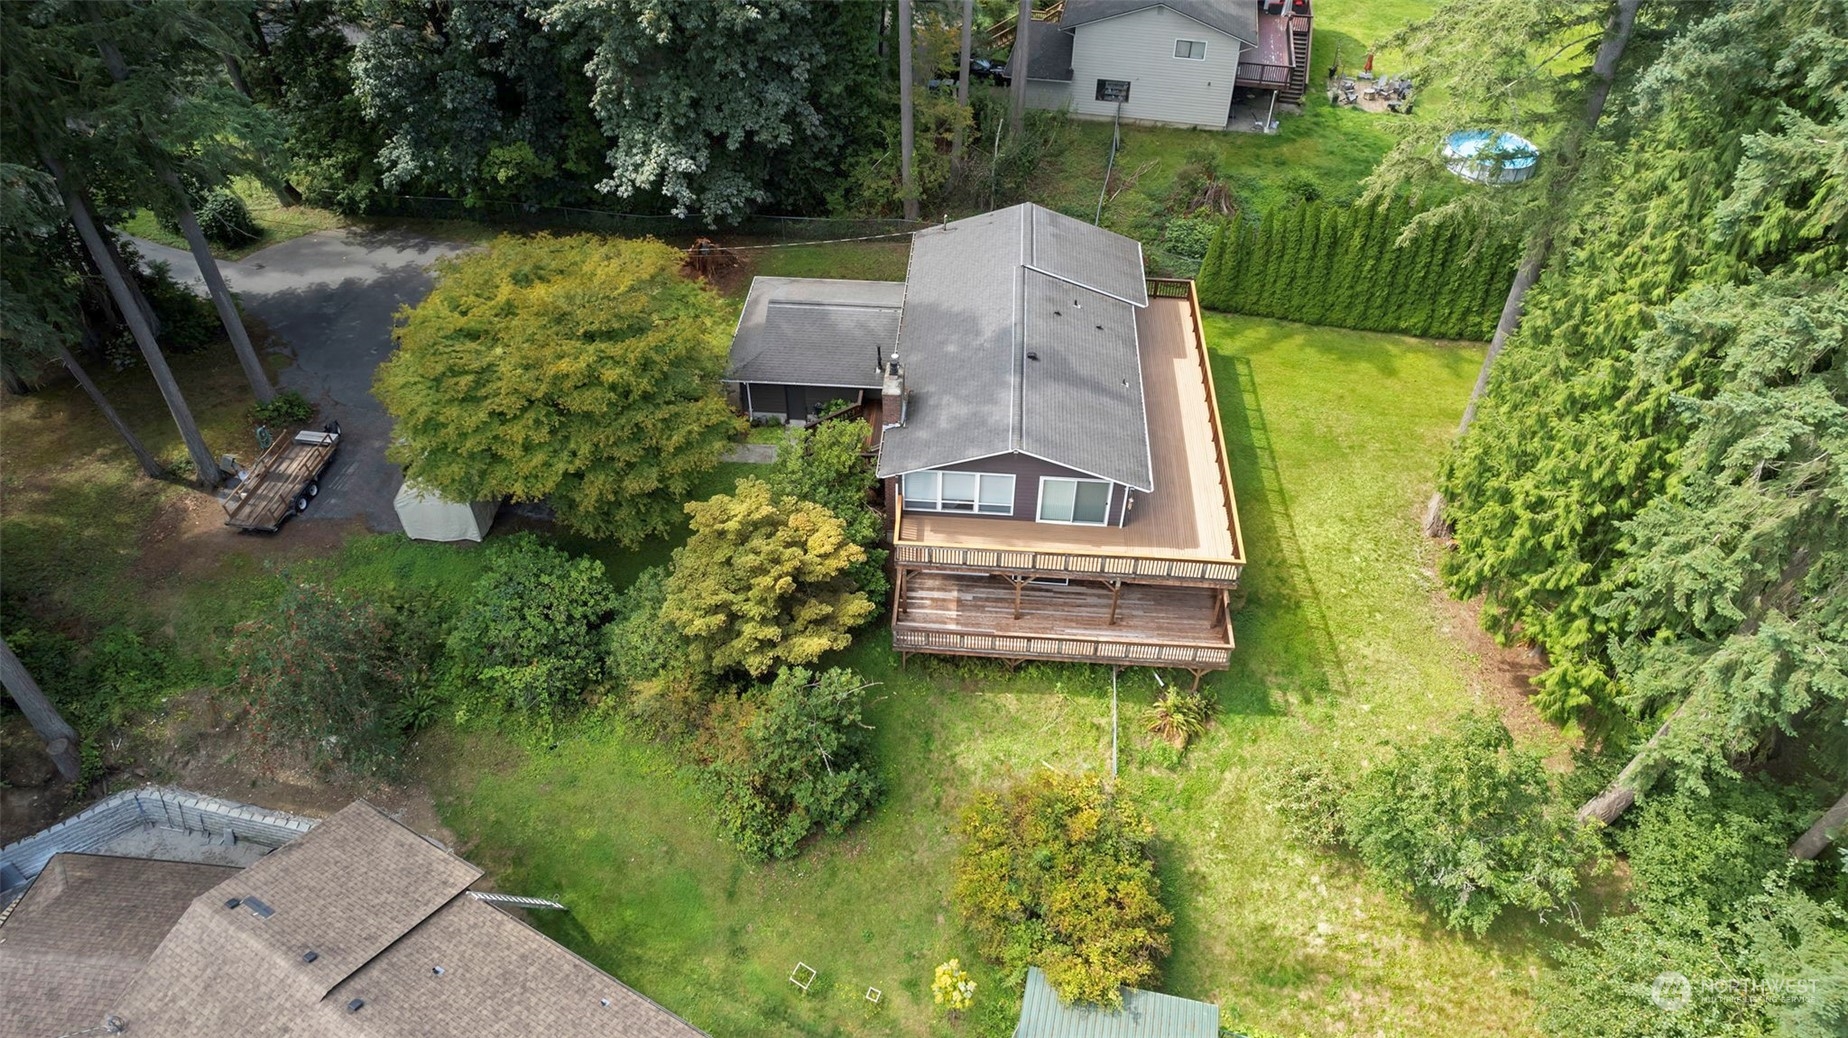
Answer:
903, 470, 1015, 515
1038, 478, 1112, 525
1174, 39, 1207, 59
1095, 79, 1131, 102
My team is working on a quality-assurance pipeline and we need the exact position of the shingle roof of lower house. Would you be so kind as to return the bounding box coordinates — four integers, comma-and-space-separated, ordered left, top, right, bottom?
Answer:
726, 277, 904, 391
1013, 966, 1220, 1038
1059, 0, 1259, 46
1022, 19, 1075, 81
877, 204, 1154, 491
0, 853, 236, 1038
103, 801, 708, 1038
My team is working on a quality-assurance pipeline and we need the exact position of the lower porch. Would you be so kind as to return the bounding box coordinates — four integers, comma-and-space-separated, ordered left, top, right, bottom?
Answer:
891, 570, 1233, 674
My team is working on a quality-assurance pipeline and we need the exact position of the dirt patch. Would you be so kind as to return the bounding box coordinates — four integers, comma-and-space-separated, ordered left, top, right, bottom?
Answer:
132, 483, 363, 587
1426, 575, 1568, 754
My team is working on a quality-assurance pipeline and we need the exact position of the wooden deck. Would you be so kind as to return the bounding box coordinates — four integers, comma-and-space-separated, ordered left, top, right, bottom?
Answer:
898, 283, 1243, 575
893, 571, 1233, 670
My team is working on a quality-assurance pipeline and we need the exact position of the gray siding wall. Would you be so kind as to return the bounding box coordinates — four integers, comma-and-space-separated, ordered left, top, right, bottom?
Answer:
742, 383, 860, 419
1066, 7, 1243, 129
1024, 79, 1074, 111
907, 452, 1128, 526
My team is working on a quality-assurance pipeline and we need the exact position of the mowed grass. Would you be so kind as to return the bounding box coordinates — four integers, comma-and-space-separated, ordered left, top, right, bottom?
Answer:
431, 314, 1564, 1038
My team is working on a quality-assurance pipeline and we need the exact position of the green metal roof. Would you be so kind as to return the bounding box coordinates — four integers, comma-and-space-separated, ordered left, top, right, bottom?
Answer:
1013, 967, 1220, 1038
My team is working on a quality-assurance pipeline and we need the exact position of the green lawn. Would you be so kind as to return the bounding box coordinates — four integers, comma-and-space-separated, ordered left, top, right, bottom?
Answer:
430, 314, 1566, 1038
119, 176, 347, 260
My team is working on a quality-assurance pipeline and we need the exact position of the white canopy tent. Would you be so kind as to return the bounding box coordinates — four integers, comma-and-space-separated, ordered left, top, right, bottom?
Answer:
393, 480, 499, 542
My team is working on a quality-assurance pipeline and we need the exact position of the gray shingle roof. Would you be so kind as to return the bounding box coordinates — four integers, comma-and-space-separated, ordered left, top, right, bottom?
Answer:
1013, 966, 1220, 1038
104, 801, 708, 1038
1022, 20, 1075, 82
727, 277, 904, 390
1059, 0, 1259, 46
877, 204, 1154, 491
0, 853, 237, 1038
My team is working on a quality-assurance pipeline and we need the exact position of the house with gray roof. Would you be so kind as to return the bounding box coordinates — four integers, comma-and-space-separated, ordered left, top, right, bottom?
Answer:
0, 800, 707, 1038
726, 203, 1246, 684
1018, 0, 1315, 128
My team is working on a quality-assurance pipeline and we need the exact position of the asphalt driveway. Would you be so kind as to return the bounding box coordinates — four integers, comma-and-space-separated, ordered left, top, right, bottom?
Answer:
133, 229, 469, 533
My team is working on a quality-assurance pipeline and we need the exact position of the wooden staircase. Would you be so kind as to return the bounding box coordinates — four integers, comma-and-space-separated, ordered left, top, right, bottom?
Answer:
1282, 20, 1312, 103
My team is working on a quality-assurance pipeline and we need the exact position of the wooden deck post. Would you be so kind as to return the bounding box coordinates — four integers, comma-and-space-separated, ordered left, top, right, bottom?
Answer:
1008, 574, 1027, 619
1105, 579, 1123, 625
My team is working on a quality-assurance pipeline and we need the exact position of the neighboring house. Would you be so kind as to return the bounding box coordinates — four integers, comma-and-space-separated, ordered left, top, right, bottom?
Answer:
0, 800, 707, 1038
1013, 966, 1220, 1038
725, 203, 1246, 685
1021, 0, 1315, 128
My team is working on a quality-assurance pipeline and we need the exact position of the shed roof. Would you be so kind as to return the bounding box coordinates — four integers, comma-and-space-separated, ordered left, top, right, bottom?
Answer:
1022, 19, 1075, 82
726, 277, 904, 390
877, 204, 1154, 490
0, 853, 237, 1038
1060, 0, 1259, 46
1013, 967, 1220, 1038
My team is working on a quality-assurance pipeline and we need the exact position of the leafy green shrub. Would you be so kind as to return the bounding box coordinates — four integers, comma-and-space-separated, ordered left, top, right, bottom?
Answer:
1261, 749, 1351, 847
1619, 778, 1813, 920
5, 625, 199, 737
447, 535, 618, 740
233, 582, 437, 776
764, 419, 888, 604
1542, 862, 1848, 1038
953, 771, 1172, 1006
661, 478, 875, 678
135, 258, 216, 352
1157, 215, 1218, 262
1145, 686, 1211, 748
251, 389, 316, 427
1341, 713, 1601, 934
700, 666, 882, 860
604, 565, 711, 739
194, 189, 261, 247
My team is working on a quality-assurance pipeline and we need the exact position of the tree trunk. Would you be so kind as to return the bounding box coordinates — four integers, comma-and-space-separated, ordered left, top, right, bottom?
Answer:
1790, 790, 1848, 860
1576, 711, 1676, 825
89, 28, 278, 405
1423, 0, 1640, 538
898, 0, 919, 222
0, 636, 82, 783
50, 158, 223, 489
161, 169, 277, 403
98, 219, 162, 338
1009, 0, 1032, 137
953, 0, 973, 164
59, 343, 165, 477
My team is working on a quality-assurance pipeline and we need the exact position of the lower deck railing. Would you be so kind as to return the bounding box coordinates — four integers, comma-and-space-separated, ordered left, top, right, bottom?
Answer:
892, 627, 1232, 668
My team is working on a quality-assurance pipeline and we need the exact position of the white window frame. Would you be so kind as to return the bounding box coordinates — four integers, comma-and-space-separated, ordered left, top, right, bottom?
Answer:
1036, 476, 1113, 526
1174, 39, 1207, 60
903, 470, 1015, 516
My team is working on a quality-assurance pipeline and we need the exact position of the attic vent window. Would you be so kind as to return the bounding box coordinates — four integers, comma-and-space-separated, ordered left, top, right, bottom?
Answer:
223, 898, 241, 910
301, 951, 318, 963
242, 896, 275, 919
347, 999, 366, 1013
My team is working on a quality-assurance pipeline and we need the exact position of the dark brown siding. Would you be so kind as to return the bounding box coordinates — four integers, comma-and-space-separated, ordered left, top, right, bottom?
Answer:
743, 384, 862, 419
909, 452, 1126, 525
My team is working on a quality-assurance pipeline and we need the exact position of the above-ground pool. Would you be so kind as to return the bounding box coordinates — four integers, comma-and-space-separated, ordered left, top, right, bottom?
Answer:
1443, 130, 1540, 184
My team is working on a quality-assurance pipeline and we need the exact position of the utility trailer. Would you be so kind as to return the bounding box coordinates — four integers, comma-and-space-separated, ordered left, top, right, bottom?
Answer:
222, 423, 341, 532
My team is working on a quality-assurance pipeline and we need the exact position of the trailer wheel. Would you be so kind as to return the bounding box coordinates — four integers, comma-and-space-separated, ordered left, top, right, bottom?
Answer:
295, 495, 310, 513
307, 481, 319, 498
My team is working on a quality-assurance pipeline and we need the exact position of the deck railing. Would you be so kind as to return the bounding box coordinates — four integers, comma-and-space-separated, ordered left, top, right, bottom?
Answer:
893, 493, 1242, 586
892, 627, 1232, 668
